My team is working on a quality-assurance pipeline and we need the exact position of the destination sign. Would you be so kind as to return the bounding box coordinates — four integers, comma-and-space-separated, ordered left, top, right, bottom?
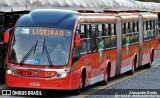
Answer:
32, 29, 64, 37
17, 27, 68, 37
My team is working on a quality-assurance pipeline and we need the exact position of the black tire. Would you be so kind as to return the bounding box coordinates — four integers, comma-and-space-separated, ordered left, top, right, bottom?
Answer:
101, 68, 109, 85
129, 64, 135, 75
73, 77, 84, 95
146, 61, 151, 68
129, 58, 136, 75
146, 52, 154, 68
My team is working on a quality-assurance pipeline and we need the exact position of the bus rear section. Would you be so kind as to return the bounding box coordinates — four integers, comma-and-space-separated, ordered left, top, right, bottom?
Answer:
140, 13, 159, 67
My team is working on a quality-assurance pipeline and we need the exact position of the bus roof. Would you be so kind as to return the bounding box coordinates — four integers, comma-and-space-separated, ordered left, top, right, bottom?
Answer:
15, 9, 79, 30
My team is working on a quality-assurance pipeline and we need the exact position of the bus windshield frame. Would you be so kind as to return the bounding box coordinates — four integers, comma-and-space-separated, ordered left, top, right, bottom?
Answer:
8, 27, 72, 66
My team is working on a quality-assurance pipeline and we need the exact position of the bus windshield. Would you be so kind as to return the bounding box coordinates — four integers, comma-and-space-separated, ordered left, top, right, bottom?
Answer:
8, 27, 72, 66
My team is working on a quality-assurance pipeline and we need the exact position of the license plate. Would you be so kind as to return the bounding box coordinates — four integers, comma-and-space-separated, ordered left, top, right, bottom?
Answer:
16, 70, 34, 76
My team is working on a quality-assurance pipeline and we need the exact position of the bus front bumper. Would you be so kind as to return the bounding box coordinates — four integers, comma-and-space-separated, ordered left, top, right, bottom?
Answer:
6, 73, 72, 90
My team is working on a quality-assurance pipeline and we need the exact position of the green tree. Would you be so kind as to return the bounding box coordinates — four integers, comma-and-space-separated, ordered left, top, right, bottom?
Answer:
137, 0, 159, 3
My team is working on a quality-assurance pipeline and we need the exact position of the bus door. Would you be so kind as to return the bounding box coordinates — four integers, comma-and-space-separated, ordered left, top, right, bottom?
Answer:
121, 22, 133, 73
96, 24, 106, 79
78, 24, 91, 83
86, 24, 100, 85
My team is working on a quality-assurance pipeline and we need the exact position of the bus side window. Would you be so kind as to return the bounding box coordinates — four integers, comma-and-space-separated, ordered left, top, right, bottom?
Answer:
146, 21, 151, 40
156, 20, 159, 38
147, 20, 152, 40
143, 21, 147, 41
80, 24, 85, 38
73, 24, 80, 58
86, 24, 91, 53
150, 20, 154, 39
129, 22, 133, 33
153, 20, 156, 39
129, 22, 134, 44
133, 21, 139, 43
126, 22, 130, 33
97, 24, 104, 51
132, 22, 136, 32
110, 23, 116, 48
122, 23, 126, 47
104, 23, 110, 49
79, 24, 87, 54
98, 24, 103, 36
125, 22, 131, 46
91, 24, 96, 52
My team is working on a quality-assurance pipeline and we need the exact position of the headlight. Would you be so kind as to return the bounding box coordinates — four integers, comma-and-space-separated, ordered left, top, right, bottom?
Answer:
6, 65, 14, 75
57, 72, 68, 78
7, 70, 12, 75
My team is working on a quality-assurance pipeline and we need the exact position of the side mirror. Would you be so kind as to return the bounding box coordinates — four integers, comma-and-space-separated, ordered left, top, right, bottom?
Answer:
4, 28, 12, 44
74, 31, 80, 47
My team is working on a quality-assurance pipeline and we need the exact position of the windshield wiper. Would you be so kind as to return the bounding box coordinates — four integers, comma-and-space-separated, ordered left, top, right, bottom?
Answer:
34, 40, 38, 55
43, 38, 53, 67
20, 39, 38, 65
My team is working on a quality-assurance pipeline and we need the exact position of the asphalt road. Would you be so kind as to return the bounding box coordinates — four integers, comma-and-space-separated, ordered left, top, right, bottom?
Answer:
85, 62, 160, 98
0, 49, 160, 98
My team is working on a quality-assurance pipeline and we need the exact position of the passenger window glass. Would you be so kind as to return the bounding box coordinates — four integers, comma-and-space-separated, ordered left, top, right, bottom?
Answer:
86, 24, 91, 52
130, 22, 133, 32
134, 32, 139, 43
91, 24, 96, 52
122, 23, 126, 46
110, 24, 116, 48
86, 25, 91, 38
105, 24, 109, 36
143, 21, 148, 41
111, 24, 115, 35
97, 24, 104, 51
80, 25, 85, 38
104, 24, 110, 49
133, 21, 139, 43
79, 24, 91, 54
98, 24, 103, 37
127, 23, 130, 33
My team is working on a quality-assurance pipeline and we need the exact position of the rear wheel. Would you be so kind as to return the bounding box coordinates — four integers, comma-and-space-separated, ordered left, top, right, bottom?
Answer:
101, 68, 109, 85
146, 51, 154, 68
129, 64, 135, 75
129, 58, 136, 75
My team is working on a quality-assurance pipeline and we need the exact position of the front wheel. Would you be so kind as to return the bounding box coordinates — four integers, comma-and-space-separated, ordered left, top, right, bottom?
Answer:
73, 77, 84, 95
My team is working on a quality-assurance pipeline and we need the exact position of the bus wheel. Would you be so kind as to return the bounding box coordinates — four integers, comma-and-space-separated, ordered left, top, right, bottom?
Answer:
73, 76, 84, 95
146, 51, 154, 68
129, 58, 136, 75
129, 64, 135, 75
101, 68, 108, 85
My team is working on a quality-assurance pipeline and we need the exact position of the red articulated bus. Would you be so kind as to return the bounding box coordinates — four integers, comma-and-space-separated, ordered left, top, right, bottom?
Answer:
3, 9, 159, 94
